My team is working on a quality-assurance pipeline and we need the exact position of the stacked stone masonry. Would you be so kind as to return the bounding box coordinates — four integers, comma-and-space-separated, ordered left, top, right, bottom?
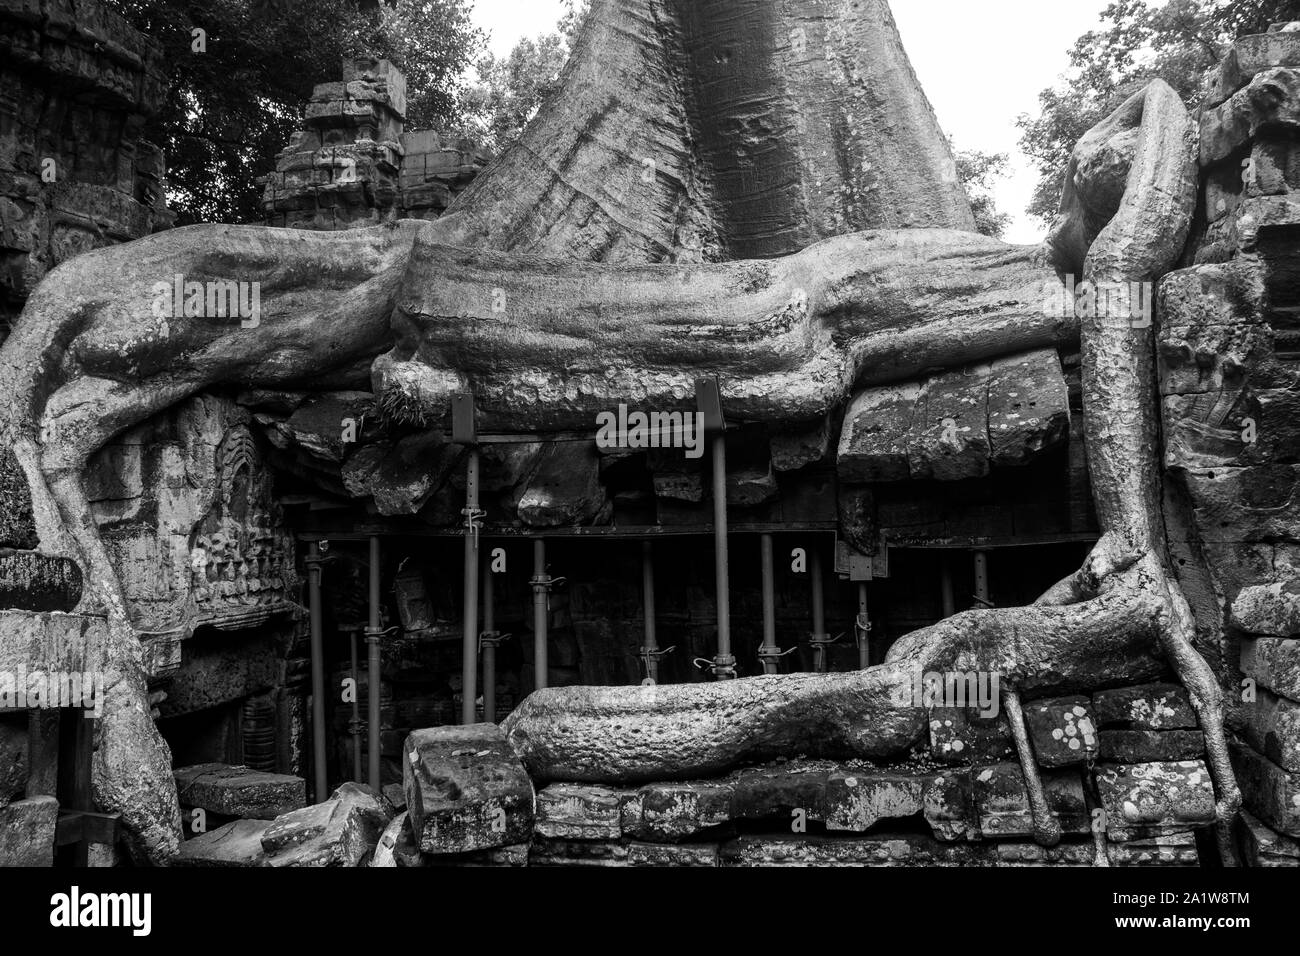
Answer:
1160, 22, 1300, 862
260, 58, 490, 230
0, 0, 172, 337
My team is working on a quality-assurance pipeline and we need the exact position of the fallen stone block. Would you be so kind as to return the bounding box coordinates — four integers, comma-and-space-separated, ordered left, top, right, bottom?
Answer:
626, 781, 733, 842
972, 763, 1090, 838
1231, 741, 1300, 836
1237, 810, 1300, 866
174, 763, 306, 820
627, 842, 718, 867
1242, 636, 1300, 701
1232, 580, 1300, 636
1098, 730, 1205, 763
403, 724, 534, 855
370, 811, 423, 867
1243, 688, 1300, 772
1024, 695, 1099, 767
1095, 761, 1216, 842
1092, 683, 1198, 730
824, 769, 927, 833
535, 783, 625, 840
175, 819, 270, 868
0, 795, 58, 867
262, 783, 392, 867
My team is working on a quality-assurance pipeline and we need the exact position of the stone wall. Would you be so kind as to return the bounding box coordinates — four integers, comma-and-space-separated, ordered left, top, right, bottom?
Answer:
259, 58, 489, 230
1160, 23, 1300, 863
0, 0, 172, 338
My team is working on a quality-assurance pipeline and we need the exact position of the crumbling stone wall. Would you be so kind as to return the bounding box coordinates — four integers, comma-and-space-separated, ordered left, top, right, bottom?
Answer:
0, 0, 172, 338
259, 58, 489, 230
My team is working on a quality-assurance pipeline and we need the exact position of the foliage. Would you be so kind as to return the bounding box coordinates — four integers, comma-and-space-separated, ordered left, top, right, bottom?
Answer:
105, 0, 485, 225
1017, 0, 1300, 225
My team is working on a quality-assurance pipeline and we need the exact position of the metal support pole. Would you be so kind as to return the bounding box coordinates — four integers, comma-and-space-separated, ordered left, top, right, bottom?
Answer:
810, 545, 831, 673
482, 555, 496, 723
856, 582, 871, 670
532, 539, 550, 691
759, 534, 778, 674
462, 448, 482, 725
640, 541, 660, 682
305, 542, 328, 803
973, 549, 991, 608
348, 630, 362, 782
941, 554, 956, 618
710, 429, 735, 679
366, 535, 382, 791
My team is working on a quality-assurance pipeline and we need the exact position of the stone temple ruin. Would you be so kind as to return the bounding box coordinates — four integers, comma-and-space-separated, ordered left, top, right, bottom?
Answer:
1, 0, 1299, 870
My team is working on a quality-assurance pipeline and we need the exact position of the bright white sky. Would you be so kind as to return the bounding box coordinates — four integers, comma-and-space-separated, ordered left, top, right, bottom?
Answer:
470, 0, 1116, 243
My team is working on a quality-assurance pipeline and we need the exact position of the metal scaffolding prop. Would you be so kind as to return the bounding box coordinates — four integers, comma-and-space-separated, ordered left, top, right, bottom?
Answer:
304, 541, 329, 802
639, 541, 673, 682
455, 393, 482, 726
365, 535, 383, 790
480, 555, 509, 724
698, 377, 735, 680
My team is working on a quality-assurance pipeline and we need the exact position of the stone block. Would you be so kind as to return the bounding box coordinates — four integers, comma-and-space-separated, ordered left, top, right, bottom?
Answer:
625, 782, 733, 842
1098, 730, 1205, 763
1232, 580, 1300, 636
1242, 636, 1300, 701
838, 382, 920, 482
1237, 809, 1300, 866
0, 795, 57, 866
719, 833, 984, 867
403, 724, 534, 855
1207, 32, 1300, 107
1024, 695, 1098, 767
824, 769, 927, 832
927, 706, 1015, 763
728, 765, 829, 822
529, 838, 629, 867
173, 764, 306, 820
627, 842, 718, 867
971, 763, 1090, 838
1231, 742, 1300, 836
262, 783, 392, 867
534, 783, 625, 840
1092, 683, 1198, 730
175, 819, 269, 867
1243, 688, 1300, 772
1095, 761, 1216, 841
